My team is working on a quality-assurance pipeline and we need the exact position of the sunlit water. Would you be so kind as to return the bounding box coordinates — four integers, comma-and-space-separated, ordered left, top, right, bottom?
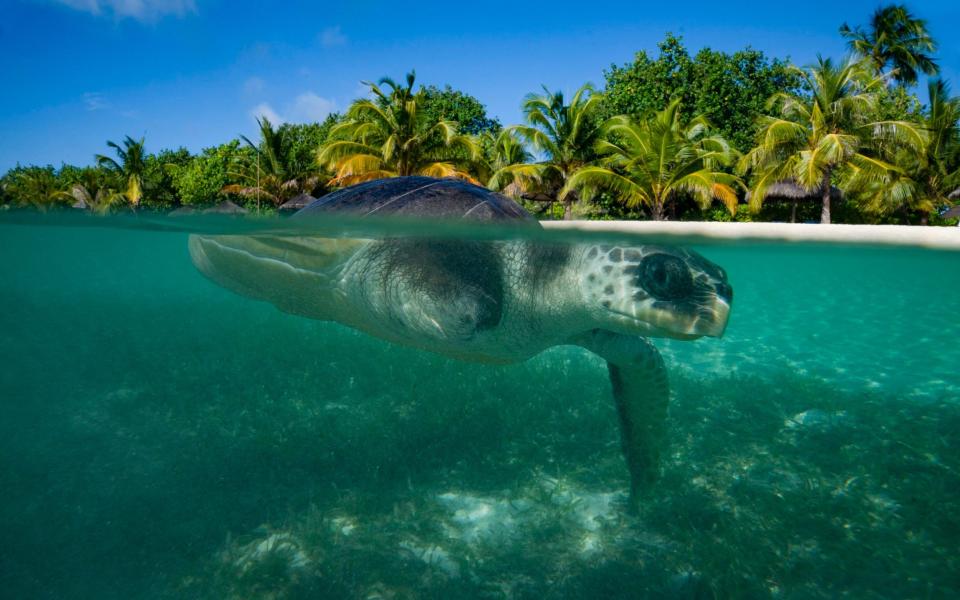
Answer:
1, 213, 958, 598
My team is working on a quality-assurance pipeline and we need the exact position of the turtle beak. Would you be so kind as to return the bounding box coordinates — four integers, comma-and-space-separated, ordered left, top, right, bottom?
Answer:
693, 279, 733, 338
698, 282, 732, 338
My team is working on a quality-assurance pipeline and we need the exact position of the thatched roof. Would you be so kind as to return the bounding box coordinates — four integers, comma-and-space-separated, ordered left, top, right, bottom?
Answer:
279, 193, 315, 213
745, 180, 843, 202
497, 182, 552, 202
168, 206, 197, 216
202, 200, 248, 215
521, 191, 554, 202
71, 197, 89, 210
948, 188, 960, 200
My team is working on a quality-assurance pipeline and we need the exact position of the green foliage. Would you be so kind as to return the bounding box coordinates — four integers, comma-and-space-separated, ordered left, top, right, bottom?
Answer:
142, 148, 192, 210
55, 165, 127, 214
476, 128, 533, 191
419, 84, 501, 135
96, 136, 147, 208
874, 84, 924, 122
172, 141, 249, 207
851, 79, 960, 221
277, 115, 340, 184
0, 174, 10, 207
602, 34, 801, 152
840, 3, 938, 86
739, 57, 926, 223
3, 165, 68, 210
495, 84, 606, 219
1, 12, 956, 224
564, 100, 741, 220
225, 117, 331, 207
318, 71, 480, 185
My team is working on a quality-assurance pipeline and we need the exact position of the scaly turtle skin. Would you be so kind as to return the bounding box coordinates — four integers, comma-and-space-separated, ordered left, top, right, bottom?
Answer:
189, 177, 732, 509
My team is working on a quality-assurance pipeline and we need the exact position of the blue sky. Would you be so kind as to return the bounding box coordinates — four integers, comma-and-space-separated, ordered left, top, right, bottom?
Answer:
2, 0, 958, 171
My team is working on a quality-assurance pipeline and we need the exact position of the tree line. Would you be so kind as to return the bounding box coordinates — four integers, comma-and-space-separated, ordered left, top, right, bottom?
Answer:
2, 4, 957, 225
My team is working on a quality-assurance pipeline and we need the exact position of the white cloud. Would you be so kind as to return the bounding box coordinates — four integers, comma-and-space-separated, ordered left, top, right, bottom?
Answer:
242, 77, 265, 95
248, 92, 336, 126
319, 25, 346, 47
291, 92, 335, 122
250, 102, 283, 125
55, 0, 196, 21
82, 92, 110, 111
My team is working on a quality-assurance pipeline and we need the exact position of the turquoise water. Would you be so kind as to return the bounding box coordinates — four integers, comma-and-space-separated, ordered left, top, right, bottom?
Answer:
1, 215, 959, 598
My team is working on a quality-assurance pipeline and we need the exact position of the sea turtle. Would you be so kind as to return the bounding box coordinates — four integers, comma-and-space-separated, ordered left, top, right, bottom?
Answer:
189, 176, 732, 509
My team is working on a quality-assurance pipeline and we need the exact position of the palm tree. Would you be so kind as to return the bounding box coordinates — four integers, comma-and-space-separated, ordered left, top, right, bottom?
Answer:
739, 57, 926, 224
61, 183, 125, 215
840, 4, 938, 86
477, 129, 533, 194
848, 79, 959, 222
96, 136, 146, 208
6, 167, 65, 211
494, 84, 606, 219
57, 168, 125, 215
317, 71, 479, 186
562, 100, 740, 221
223, 117, 320, 210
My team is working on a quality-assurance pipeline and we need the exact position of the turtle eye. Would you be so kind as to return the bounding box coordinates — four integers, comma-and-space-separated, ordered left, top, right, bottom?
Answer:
639, 254, 693, 300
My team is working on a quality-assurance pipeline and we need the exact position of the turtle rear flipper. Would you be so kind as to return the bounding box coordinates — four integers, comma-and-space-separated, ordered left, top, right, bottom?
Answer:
571, 329, 669, 512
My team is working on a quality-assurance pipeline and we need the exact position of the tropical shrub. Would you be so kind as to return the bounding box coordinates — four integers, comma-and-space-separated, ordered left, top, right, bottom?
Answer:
318, 71, 480, 186
564, 100, 741, 220
602, 34, 801, 152
172, 141, 250, 207
739, 57, 926, 223
494, 83, 606, 219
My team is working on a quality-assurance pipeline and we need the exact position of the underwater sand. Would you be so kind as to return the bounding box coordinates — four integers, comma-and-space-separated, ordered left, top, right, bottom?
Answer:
0, 216, 958, 598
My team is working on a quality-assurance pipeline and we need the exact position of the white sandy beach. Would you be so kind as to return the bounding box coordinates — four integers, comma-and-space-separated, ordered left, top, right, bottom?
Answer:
542, 220, 960, 250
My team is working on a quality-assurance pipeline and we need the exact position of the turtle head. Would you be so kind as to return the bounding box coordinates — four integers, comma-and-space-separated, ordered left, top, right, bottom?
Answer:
579, 244, 732, 339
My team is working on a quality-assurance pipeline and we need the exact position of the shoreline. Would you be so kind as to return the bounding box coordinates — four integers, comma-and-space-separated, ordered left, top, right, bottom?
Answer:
542, 220, 960, 250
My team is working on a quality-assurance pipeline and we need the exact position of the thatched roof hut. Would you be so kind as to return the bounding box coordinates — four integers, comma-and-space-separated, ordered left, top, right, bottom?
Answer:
745, 180, 843, 222
279, 193, 315, 213
948, 188, 960, 200
202, 200, 248, 215
745, 180, 843, 202
499, 182, 555, 203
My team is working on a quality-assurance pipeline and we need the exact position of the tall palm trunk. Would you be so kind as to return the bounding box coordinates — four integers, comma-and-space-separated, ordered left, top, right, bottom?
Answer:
791, 198, 798, 223
561, 188, 578, 220
650, 197, 665, 221
820, 170, 832, 224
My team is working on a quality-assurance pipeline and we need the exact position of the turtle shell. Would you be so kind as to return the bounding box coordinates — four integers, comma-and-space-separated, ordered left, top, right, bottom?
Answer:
295, 176, 539, 225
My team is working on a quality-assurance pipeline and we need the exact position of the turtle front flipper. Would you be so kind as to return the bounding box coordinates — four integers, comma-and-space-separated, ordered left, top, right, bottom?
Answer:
571, 329, 669, 512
